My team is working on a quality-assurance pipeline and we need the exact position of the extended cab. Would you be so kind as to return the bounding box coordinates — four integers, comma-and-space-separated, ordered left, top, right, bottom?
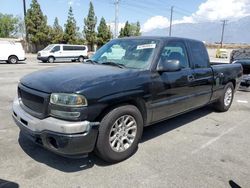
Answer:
12, 37, 243, 162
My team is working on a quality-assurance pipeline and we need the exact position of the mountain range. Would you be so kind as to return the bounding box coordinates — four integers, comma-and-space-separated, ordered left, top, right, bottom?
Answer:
143, 16, 250, 44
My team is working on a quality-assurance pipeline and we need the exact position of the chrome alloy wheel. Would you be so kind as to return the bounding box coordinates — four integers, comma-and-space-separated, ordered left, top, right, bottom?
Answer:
224, 87, 233, 106
109, 115, 137, 152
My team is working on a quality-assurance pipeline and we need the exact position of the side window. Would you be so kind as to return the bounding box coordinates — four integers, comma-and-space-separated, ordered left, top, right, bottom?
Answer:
189, 41, 209, 68
52, 45, 60, 52
63, 46, 74, 51
159, 41, 189, 68
77, 46, 86, 51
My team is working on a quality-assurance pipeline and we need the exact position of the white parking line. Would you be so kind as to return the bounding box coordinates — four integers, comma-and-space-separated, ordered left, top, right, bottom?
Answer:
237, 100, 249, 104
192, 126, 237, 154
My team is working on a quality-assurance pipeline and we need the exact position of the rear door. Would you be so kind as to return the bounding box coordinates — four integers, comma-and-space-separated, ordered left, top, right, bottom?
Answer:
187, 41, 214, 106
151, 40, 196, 122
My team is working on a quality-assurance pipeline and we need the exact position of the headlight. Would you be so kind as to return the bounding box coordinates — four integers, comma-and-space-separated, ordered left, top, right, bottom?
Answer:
50, 93, 88, 107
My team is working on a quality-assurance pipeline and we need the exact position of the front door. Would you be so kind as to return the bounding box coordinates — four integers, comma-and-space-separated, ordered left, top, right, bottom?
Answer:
151, 40, 196, 122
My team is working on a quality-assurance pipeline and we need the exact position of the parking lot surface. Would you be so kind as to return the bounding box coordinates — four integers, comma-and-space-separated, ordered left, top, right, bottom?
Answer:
0, 56, 249, 188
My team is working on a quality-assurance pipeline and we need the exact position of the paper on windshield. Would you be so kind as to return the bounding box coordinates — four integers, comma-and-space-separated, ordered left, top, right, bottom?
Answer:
136, 44, 156, 50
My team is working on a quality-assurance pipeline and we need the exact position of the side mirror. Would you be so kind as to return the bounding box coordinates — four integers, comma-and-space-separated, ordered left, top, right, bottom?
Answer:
50, 49, 55, 53
157, 59, 181, 72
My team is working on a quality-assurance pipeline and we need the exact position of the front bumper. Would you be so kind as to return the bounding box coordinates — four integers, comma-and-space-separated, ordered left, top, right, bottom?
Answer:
12, 98, 99, 157
37, 56, 48, 61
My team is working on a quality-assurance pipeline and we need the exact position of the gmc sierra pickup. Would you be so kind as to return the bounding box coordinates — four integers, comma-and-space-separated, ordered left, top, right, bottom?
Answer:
13, 37, 243, 162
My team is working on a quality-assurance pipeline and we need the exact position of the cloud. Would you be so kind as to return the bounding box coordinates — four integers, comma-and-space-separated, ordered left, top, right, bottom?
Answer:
142, 0, 250, 32
192, 0, 250, 21
142, 16, 170, 33
68, 0, 81, 6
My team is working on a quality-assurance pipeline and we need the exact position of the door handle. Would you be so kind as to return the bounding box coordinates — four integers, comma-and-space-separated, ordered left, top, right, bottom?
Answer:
187, 75, 195, 82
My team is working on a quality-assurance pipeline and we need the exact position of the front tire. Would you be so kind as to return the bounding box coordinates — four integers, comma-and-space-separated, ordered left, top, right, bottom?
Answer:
95, 105, 143, 163
48, 56, 55, 63
214, 82, 234, 112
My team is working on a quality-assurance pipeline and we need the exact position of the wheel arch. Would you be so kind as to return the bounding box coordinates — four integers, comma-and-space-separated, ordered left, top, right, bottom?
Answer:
94, 98, 148, 126
228, 79, 236, 89
48, 55, 55, 59
8, 55, 18, 60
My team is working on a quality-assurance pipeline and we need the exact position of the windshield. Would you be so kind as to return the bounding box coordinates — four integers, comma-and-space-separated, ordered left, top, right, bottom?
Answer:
91, 39, 159, 69
43, 45, 54, 51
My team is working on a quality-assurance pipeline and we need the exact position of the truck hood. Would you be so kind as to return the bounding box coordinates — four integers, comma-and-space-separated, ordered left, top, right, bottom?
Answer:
20, 64, 139, 93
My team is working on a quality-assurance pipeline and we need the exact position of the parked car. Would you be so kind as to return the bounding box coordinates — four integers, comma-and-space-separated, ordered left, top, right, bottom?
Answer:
37, 44, 88, 63
0, 41, 26, 64
216, 48, 228, 58
230, 48, 250, 63
13, 37, 242, 163
233, 59, 250, 90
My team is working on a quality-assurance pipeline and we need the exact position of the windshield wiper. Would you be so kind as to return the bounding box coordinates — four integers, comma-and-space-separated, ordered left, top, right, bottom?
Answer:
84, 59, 99, 64
101, 61, 126, 69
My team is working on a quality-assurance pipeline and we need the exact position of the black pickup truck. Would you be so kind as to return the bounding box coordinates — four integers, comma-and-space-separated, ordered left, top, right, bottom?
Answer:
12, 37, 242, 162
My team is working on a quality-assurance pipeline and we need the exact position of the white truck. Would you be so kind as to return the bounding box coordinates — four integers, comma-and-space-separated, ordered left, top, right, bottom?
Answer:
0, 41, 26, 64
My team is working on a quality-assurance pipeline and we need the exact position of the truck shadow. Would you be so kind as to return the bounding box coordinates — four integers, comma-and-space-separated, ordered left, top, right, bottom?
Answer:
0, 179, 19, 188
141, 106, 214, 143
18, 106, 213, 172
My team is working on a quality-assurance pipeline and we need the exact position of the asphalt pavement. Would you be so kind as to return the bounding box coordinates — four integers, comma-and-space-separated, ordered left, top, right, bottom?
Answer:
0, 55, 249, 188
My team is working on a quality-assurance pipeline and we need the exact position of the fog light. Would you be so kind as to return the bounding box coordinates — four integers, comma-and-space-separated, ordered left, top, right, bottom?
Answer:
50, 109, 80, 120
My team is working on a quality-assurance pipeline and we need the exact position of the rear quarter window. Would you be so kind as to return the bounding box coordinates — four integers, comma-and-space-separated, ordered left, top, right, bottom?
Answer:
189, 41, 209, 68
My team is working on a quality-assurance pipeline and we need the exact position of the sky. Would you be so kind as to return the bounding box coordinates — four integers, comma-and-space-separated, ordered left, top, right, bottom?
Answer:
0, 0, 250, 34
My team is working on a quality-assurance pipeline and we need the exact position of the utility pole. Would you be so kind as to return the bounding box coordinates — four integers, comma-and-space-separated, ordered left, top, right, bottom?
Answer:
23, 0, 26, 17
23, 0, 29, 50
220, 20, 228, 48
169, 6, 174, 37
114, 0, 120, 38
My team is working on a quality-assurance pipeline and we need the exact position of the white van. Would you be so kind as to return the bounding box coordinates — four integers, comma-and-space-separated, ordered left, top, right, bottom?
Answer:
37, 44, 88, 63
0, 41, 26, 64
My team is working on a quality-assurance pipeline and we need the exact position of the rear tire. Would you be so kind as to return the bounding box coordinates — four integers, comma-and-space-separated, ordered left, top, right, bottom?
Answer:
213, 82, 234, 112
78, 56, 85, 62
95, 105, 143, 163
8, 56, 18, 64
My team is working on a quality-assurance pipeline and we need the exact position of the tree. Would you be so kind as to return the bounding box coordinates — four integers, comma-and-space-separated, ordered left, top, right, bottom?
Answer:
119, 21, 141, 38
84, 1, 97, 51
122, 21, 131, 37
25, 0, 50, 51
119, 28, 124, 38
64, 6, 78, 44
0, 13, 20, 38
135, 21, 141, 36
51, 17, 64, 44
97, 17, 112, 47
